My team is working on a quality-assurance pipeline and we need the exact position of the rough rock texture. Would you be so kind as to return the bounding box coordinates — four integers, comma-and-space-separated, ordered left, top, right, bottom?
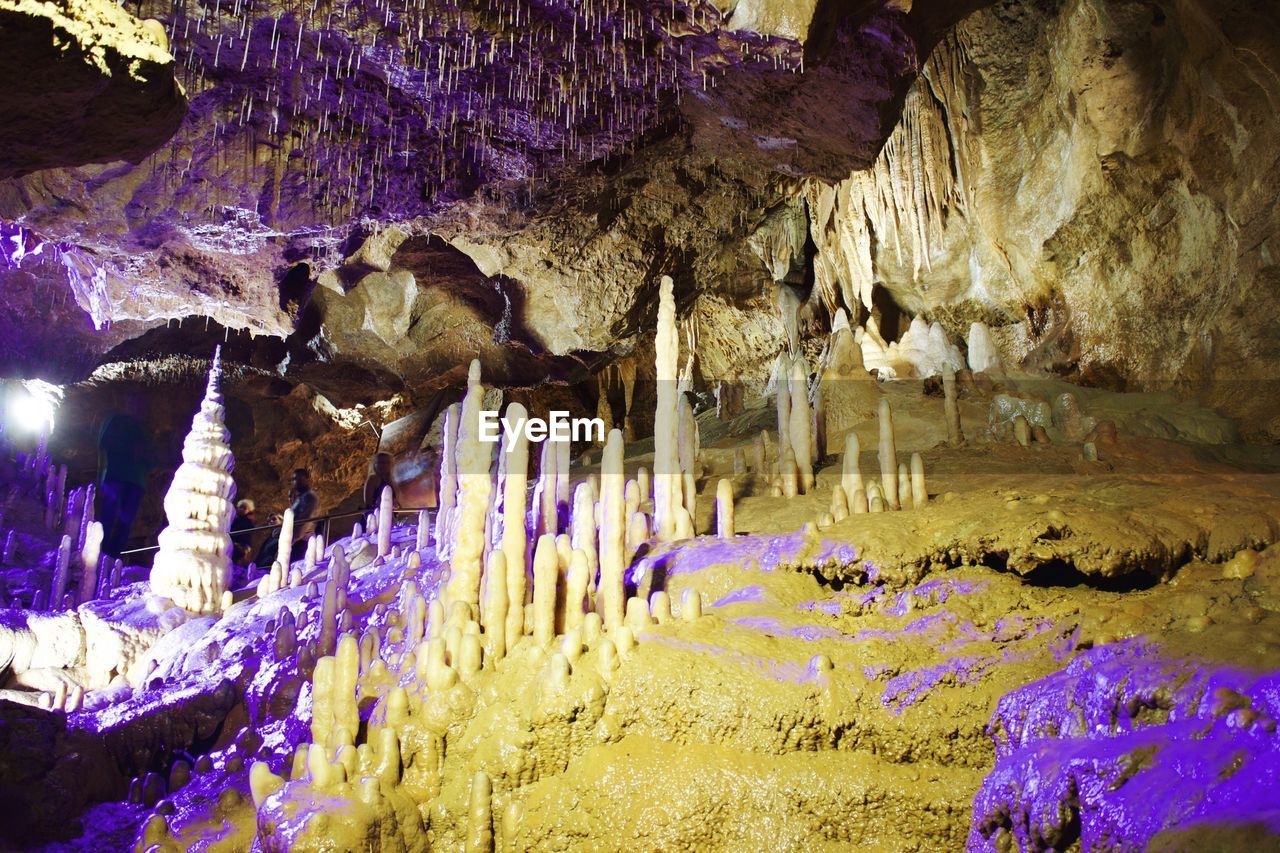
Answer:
806, 0, 1280, 438
0, 0, 186, 179
0, 0, 987, 396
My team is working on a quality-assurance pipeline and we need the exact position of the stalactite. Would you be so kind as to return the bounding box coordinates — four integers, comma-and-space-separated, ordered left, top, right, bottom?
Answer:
803, 32, 971, 312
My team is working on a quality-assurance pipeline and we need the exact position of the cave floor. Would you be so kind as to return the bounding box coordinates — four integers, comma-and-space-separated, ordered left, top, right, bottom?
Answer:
14, 376, 1280, 851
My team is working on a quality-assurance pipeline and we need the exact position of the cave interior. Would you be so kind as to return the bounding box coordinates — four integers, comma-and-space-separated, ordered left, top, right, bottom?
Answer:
1, 0, 1280, 849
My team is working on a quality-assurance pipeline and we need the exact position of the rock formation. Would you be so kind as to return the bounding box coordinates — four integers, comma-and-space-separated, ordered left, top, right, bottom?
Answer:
149, 349, 236, 613
2, 0, 1280, 849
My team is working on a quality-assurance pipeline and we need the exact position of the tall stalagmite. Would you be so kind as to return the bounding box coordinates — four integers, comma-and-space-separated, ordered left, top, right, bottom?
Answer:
444, 360, 493, 612
653, 275, 682, 542
150, 348, 236, 613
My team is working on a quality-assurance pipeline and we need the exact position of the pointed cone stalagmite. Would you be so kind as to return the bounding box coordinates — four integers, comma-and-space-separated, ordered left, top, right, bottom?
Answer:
150, 348, 236, 613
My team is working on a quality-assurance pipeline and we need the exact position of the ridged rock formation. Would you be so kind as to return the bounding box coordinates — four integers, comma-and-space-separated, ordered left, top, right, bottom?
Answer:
149, 348, 236, 613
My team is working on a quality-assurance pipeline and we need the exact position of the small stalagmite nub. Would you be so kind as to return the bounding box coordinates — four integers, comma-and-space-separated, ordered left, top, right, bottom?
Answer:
681, 589, 703, 621
625, 596, 653, 634
376, 485, 393, 557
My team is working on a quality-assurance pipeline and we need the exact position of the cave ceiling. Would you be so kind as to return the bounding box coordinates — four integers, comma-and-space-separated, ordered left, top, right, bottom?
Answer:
0, 0, 990, 400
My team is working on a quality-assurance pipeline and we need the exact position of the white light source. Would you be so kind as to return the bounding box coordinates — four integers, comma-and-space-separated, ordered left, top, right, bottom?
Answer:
7, 380, 60, 435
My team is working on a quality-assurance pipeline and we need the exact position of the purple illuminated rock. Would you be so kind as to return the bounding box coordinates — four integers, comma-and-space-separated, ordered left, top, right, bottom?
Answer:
970, 640, 1280, 851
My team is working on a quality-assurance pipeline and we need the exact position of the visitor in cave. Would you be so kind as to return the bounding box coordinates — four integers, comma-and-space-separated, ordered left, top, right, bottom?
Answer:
230, 498, 256, 566
362, 451, 396, 510
256, 468, 320, 566
96, 393, 155, 557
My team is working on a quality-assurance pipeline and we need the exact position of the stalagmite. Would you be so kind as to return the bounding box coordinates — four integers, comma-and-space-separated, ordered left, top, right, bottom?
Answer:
775, 354, 793, 464
500, 402, 529, 648
715, 479, 734, 538
482, 551, 507, 661
905, 457, 925, 514
898, 463, 911, 509
752, 432, 768, 480
445, 361, 493, 612
466, 772, 492, 853
564, 550, 590, 632
626, 512, 648, 562
78, 522, 102, 605
555, 438, 571, 527
649, 591, 672, 623
681, 589, 702, 621
653, 275, 681, 542
278, 509, 295, 566
780, 447, 799, 499
150, 349, 237, 613
570, 482, 598, 585
434, 403, 460, 555
625, 596, 652, 634
867, 482, 886, 513
967, 322, 1003, 375
878, 399, 899, 510
789, 357, 815, 492
376, 485, 393, 557
831, 484, 849, 519
943, 363, 963, 447
458, 633, 482, 678
674, 506, 695, 540
842, 432, 864, 503
624, 481, 640, 525
42, 541, 64, 605
532, 534, 558, 645
250, 762, 284, 808
533, 437, 558, 540
416, 509, 430, 551
598, 429, 626, 632
678, 392, 700, 482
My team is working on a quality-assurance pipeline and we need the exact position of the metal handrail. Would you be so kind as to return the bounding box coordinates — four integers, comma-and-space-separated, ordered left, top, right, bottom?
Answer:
118, 506, 433, 556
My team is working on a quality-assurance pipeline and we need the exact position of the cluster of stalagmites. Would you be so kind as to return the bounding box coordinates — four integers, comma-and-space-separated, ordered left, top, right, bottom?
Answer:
0, 424, 122, 612
207, 282, 1006, 847
121, 271, 1151, 849
204, 351, 712, 850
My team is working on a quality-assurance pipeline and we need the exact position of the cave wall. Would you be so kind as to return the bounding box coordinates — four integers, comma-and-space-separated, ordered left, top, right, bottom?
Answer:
806, 0, 1280, 439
